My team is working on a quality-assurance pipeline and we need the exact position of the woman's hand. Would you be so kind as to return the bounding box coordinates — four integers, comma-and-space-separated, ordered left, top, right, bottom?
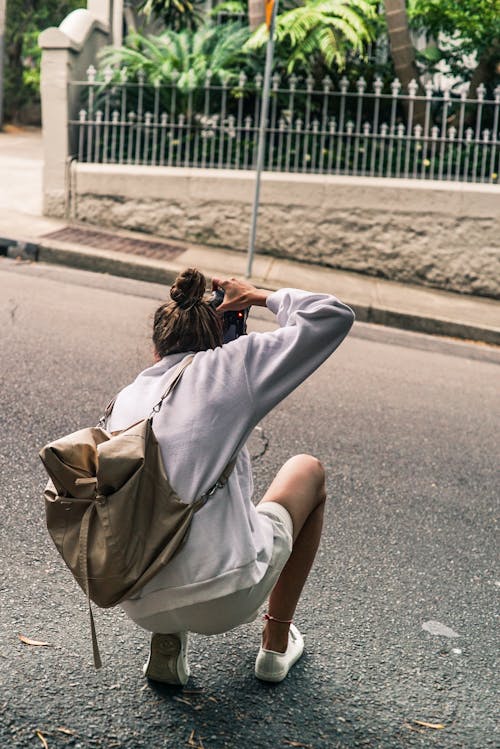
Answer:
212, 277, 270, 312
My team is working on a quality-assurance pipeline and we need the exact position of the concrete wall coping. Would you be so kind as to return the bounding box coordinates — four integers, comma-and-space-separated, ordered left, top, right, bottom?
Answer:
75, 162, 500, 195
39, 9, 109, 52
74, 163, 500, 217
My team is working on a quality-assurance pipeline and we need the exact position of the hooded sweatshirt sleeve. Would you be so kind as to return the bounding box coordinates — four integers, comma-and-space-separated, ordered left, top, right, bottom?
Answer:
242, 288, 355, 421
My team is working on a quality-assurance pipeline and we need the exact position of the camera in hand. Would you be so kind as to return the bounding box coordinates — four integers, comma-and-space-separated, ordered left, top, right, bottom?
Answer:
210, 288, 249, 344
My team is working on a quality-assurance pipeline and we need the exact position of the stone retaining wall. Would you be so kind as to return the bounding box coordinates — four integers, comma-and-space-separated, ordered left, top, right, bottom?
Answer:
71, 165, 500, 299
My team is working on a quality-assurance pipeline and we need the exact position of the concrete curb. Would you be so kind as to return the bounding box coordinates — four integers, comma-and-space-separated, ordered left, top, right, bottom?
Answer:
34, 240, 500, 347
38, 243, 180, 287
352, 305, 500, 347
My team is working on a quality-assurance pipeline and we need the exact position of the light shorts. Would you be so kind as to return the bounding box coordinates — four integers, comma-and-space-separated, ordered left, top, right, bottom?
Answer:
133, 501, 294, 635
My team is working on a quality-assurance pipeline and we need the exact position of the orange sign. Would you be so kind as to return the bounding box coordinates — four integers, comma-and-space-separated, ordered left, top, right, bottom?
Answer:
265, 0, 275, 30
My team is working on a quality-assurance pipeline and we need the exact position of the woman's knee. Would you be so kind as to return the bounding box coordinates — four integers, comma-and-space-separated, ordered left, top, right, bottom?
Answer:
289, 453, 326, 500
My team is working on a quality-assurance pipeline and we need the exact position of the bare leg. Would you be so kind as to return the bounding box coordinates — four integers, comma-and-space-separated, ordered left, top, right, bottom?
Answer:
257, 454, 327, 652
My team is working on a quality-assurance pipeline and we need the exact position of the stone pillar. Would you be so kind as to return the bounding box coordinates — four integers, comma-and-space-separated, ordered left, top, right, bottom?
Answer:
112, 0, 124, 47
39, 28, 73, 217
87, 0, 122, 46
39, 9, 109, 217
87, 0, 112, 27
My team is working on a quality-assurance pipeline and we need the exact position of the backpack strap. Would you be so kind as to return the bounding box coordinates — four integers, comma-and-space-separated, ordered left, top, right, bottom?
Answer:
219, 457, 237, 485
97, 355, 195, 429
97, 397, 116, 429
149, 354, 195, 418
79, 500, 103, 669
194, 454, 238, 510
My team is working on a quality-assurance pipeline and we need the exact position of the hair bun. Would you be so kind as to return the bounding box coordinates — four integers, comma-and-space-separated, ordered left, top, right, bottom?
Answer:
170, 268, 207, 309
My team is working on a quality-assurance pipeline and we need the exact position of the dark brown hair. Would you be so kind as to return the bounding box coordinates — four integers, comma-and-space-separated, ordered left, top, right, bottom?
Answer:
153, 268, 223, 357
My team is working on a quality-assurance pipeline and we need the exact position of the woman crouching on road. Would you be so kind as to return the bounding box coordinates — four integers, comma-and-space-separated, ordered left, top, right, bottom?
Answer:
106, 268, 355, 684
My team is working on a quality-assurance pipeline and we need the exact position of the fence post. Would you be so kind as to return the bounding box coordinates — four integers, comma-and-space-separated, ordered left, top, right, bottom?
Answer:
39, 9, 109, 217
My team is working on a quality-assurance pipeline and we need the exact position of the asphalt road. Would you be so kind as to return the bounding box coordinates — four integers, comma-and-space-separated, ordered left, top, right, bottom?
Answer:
0, 260, 498, 749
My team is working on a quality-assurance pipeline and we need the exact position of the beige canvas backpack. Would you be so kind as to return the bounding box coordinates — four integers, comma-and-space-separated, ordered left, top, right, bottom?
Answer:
39, 356, 235, 668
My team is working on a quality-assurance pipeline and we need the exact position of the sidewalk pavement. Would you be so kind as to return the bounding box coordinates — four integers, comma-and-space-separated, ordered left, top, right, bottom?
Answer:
1, 127, 499, 346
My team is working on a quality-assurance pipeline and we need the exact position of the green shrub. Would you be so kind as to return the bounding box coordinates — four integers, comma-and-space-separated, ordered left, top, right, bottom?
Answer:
4, 0, 85, 124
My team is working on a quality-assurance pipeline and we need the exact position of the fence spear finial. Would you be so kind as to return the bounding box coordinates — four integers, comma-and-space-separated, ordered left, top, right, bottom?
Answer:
476, 83, 486, 101
322, 76, 332, 93
407, 79, 418, 97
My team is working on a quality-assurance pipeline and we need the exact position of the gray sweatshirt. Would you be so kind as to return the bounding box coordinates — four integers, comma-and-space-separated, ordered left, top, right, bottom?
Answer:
107, 288, 354, 620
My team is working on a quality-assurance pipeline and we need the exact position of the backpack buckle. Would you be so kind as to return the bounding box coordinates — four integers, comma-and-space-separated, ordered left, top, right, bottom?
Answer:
206, 480, 223, 497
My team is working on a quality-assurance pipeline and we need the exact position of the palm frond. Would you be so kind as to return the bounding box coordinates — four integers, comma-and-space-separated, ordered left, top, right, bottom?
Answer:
244, 23, 270, 50
247, 0, 377, 71
210, 0, 246, 16
317, 1, 374, 41
321, 14, 368, 50
98, 21, 252, 88
177, 67, 198, 92
316, 26, 346, 67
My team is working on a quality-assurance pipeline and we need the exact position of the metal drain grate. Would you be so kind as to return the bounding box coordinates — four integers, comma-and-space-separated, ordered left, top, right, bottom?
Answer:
42, 227, 185, 261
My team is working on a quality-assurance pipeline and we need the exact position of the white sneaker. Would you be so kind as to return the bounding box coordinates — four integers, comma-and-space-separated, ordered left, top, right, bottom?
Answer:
255, 624, 304, 682
143, 632, 190, 686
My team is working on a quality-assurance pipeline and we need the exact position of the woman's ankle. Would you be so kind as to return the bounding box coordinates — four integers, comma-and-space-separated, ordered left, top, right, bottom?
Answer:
261, 619, 290, 653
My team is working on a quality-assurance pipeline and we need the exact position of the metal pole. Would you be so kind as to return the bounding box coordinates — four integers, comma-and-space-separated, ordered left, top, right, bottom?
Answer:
246, 0, 279, 278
